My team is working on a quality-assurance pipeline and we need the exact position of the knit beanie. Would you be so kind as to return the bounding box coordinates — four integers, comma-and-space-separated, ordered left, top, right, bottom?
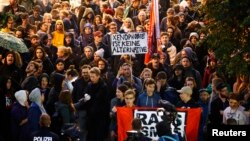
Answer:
95, 48, 104, 58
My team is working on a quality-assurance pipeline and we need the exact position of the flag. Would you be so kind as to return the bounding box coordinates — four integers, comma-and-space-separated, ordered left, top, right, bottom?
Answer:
117, 107, 134, 141
176, 108, 202, 141
117, 107, 202, 141
144, 0, 160, 64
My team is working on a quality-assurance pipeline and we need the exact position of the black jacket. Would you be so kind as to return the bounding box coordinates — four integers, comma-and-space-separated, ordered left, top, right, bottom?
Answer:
29, 127, 59, 141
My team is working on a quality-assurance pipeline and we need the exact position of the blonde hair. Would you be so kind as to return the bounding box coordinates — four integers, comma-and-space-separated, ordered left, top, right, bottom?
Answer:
14, 51, 23, 69
58, 46, 72, 57
124, 89, 136, 97
89, 67, 101, 76
43, 13, 52, 22
121, 17, 135, 32
140, 68, 152, 79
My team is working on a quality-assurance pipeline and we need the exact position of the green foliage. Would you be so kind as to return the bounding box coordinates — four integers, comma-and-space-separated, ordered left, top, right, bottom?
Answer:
204, 0, 250, 77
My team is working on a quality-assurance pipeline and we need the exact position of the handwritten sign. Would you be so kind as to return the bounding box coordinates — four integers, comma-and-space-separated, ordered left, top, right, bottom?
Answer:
111, 32, 148, 55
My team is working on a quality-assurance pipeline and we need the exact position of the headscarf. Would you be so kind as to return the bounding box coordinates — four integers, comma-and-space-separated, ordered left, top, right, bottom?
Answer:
14, 90, 27, 106
29, 88, 46, 113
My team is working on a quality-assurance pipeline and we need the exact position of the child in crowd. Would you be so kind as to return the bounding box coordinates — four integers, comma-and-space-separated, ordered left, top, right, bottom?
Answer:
223, 93, 249, 125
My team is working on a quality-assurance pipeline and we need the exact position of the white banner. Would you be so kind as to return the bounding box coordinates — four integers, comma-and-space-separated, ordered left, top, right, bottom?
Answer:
134, 109, 187, 140
111, 32, 148, 55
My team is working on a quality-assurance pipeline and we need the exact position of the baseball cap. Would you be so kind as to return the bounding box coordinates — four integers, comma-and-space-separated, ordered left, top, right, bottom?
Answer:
177, 86, 192, 95
199, 88, 210, 94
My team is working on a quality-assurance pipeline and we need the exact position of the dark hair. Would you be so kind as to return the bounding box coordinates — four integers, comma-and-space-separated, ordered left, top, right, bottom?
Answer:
132, 118, 142, 131
3, 15, 14, 27
66, 65, 79, 77
117, 84, 129, 93
81, 64, 91, 70
59, 90, 75, 112
33, 5, 41, 12
39, 73, 49, 85
216, 82, 227, 91
55, 58, 65, 65
185, 77, 197, 88
228, 93, 240, 101
37, 22, 46, 30
143, 78, 156, 86
16, 26, 25, 34
156, 71, 167, 80
173, 64, 184, 71
33, 46, 47, 60
181, 56, 191, 62
123, 81, 134, 89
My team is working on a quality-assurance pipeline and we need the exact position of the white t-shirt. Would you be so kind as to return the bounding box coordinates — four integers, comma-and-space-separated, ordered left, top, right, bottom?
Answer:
223, 106, 249, 125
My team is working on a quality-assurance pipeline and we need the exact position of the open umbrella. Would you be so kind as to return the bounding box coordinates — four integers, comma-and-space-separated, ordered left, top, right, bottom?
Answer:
0, 31, 29, 53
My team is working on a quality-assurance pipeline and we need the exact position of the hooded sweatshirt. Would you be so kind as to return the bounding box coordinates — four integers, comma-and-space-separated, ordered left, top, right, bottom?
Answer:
15, 90, 27, 106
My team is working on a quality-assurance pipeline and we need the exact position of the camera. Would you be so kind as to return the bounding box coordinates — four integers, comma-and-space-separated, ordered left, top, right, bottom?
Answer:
156, 100, 177, 136
157, 100, 177, 124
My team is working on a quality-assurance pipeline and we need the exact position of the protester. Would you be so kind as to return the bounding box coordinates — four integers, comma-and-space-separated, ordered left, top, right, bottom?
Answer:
29, 113, 59, 141
0, 1, 247, 140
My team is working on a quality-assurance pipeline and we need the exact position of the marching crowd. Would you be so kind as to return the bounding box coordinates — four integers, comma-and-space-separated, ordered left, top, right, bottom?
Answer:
0, 0, 250, 141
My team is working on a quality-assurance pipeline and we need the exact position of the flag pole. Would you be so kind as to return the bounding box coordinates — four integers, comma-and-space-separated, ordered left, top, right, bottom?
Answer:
155, 0, 160, 39
154, 0, 161, 53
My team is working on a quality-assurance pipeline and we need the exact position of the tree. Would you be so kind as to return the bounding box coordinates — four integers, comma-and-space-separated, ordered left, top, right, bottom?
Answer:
204, 0, 250, 76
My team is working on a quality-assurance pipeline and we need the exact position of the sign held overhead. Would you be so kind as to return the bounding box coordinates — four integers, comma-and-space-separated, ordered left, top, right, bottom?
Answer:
111, 32, 148, 55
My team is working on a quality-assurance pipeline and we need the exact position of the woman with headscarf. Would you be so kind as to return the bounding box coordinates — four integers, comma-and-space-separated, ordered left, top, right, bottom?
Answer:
11, 90, 29, 141
28, 88, 46, 133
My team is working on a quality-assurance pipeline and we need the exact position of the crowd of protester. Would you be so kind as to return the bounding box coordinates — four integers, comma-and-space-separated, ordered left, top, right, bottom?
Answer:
0, 0, 250, 141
